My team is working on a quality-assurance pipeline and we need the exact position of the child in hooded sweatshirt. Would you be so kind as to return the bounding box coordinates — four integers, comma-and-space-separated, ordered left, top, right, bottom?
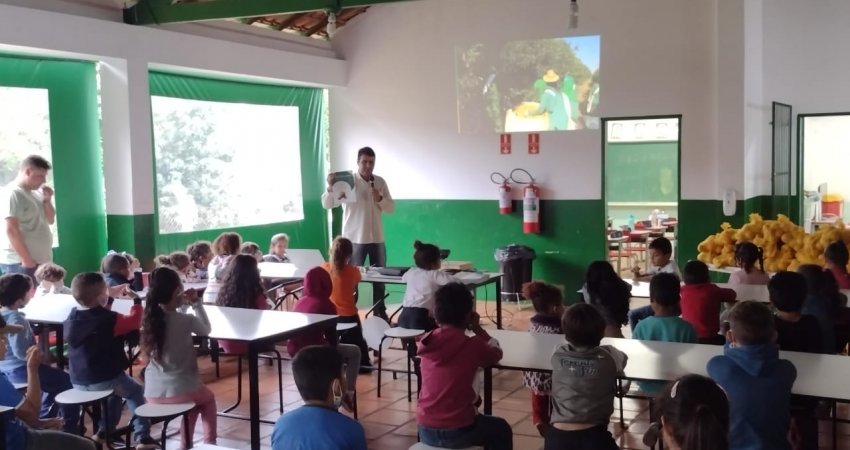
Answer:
416, 282, 511, 450
707, 300, 796, 450
287, 267, 362, 409
680, 260, 737, 345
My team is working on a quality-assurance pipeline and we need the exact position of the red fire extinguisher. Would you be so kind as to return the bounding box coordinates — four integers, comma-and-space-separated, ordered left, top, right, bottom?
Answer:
491, 172, 513, 214
498, 181, 512, 214
523, 183, 540, 234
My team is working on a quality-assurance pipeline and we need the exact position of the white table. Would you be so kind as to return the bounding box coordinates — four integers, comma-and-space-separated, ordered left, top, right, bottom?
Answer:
23, 295, 337, 450
483, 329, 850, 414
359, 270, 505, 328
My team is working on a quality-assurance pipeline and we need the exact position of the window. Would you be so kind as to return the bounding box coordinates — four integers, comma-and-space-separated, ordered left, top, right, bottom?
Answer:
0, 86, 59, 245
151, 96, 304, 234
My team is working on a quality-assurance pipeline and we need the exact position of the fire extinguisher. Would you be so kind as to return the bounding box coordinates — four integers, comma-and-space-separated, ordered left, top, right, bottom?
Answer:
510, 168, 540, 234
523, 183, 540, 234
491, 172, 513, 214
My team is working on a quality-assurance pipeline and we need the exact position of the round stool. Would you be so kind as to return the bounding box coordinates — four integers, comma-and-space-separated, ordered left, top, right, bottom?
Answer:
377, 327, 425, 401
409, 443, 483, 450
133, 402, 196, 449
55, 388, 113, 439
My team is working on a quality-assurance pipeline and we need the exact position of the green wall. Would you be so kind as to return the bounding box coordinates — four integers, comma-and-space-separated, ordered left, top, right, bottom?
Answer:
378, 199, 605, 300
0, 55, 106, 276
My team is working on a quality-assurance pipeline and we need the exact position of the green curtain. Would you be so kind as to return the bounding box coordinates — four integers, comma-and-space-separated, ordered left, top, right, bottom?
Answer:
0, 54, 106, 277
147, 71, 328, 256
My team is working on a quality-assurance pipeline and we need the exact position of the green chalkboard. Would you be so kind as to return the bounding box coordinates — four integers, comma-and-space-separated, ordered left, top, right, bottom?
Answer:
605, 141, 678, 202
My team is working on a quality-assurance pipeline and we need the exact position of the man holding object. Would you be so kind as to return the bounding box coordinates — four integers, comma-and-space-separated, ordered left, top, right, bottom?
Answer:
322, 147, 395, 321
0, 156, 55, 278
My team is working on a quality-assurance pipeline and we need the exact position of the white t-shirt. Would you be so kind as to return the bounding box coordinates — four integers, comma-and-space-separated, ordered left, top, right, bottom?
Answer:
401, 268, 456, 313
648, 259, 680, 277
0, 184, 53, 264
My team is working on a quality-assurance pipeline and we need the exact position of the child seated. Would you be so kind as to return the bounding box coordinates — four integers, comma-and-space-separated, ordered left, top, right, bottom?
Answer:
215, 255, 269, 355
33, 263, 71, 295
287, 267, 360, 410
547, 303, 627, 450
707, 301, 796, 450
240, 241, 263, 263
322, 237, 371, 370
0, 325, 96, 450
65, 272, 158, 449
417, 283, 511, 450
644, 374, 730, 450
203, 232, 241, 304
398, 240, 456, 331
521, 281, 563, 437
0, 274, 79, 433
142, 267, 217, 447
186, 241, 213, 280
263, 233, 291, 263
154, 251, 194, 282
101, 251, 143, 291
824, 241, 850, 289
797, 264, 841, 354
271, 346, 367, 450
728, 242, 770, 285
633, 273, 696, 394
769, 271, 823, 450
680, 260, 736, 344
629, 237, 679, 330
581, 261, 631, 337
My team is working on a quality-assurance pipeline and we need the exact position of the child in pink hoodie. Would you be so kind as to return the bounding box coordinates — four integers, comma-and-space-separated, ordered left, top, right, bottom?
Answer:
416, 283, 512, 450
287, 267, 361, 406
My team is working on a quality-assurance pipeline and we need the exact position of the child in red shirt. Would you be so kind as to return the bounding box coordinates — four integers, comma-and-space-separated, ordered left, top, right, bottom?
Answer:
680, 260, 736, 345
416, 283, 512, 450
824, 241, 850, 290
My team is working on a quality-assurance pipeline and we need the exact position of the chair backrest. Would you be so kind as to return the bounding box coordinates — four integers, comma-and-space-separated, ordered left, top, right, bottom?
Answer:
362, 316, 392, 351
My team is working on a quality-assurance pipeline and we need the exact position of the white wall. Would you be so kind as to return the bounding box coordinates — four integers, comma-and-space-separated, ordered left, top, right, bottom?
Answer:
802, 115, 850, 220
330, 0, 728, 201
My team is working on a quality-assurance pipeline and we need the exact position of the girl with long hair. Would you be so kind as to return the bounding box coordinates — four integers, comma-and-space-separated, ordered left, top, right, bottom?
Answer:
202, 232, 241, 303
582, 261, 632, 338
322, 237, 371, 369
215, 254, 268, 355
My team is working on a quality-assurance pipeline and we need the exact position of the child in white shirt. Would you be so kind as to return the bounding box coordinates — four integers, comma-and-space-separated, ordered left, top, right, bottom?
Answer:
629, 237, 679, 331
33, 263, 72, 296
397, 240, 456, 331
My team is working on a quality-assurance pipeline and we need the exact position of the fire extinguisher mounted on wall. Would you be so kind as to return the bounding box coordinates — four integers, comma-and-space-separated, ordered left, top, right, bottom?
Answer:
491, 172, 513, 214
511, 168, 540, 234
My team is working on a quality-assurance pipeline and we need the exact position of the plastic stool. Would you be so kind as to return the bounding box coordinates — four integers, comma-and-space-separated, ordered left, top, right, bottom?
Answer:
377, 327, 425, 401
132, 402, 195, 449
409, 443, 483, 450
55, 388, 114, 444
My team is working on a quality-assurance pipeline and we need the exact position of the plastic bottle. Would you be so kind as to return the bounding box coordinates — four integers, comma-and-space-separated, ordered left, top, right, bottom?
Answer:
628, 214, 635, 230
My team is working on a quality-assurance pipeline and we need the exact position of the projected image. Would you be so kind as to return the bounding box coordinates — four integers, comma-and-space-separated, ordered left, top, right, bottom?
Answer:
151, 97, 303, 234
456, 35, 600, 133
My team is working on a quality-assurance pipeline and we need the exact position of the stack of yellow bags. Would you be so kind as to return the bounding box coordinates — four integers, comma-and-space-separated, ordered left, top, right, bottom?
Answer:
697, 213, 850, 272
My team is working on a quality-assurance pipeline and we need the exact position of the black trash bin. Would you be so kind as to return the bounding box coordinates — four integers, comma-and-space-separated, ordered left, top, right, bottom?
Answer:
494, 245, 536, 301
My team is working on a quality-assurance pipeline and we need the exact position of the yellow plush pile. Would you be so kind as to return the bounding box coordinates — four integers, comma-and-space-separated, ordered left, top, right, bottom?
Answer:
697, 213, 850, 272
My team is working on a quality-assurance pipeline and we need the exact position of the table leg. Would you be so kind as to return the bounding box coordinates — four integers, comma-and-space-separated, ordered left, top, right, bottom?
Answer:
55, 325, 65, 369
483, 367, 493, 415
495, 278, 502, 329
248, 342, 260, 450
325, 319, 339, 346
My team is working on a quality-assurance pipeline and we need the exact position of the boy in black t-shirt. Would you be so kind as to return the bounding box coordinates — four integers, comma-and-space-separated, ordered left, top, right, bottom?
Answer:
768, 271, 823, 450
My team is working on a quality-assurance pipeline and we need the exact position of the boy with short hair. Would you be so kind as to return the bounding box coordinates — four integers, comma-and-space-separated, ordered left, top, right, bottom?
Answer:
707, 301, 796, 450
0, 273, 79, 432
680, 260, 737, 344
271, 345, 366, 450
824, 241, 850, 289
416, 282, 512, 450
633, 273, 696, 394
769, 271, 823, 449
64, 272, 158, 449
33, 262, 71, 295
0, 317, 96, 450
547, 303, 627, 449
629, 237, 679, 330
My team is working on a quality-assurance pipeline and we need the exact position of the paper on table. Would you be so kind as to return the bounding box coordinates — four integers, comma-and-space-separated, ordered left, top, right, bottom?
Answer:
331, 170, 356, 206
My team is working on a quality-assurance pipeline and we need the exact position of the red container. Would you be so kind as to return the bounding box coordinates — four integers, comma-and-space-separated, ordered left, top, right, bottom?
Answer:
823, 200, 843, 217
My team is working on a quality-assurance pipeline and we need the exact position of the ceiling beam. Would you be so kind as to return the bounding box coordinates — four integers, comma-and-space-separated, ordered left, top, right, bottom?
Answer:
124, 0, 418, 25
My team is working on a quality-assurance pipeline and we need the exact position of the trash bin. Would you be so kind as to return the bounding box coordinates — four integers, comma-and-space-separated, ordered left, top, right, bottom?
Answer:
494, 245, 536, 300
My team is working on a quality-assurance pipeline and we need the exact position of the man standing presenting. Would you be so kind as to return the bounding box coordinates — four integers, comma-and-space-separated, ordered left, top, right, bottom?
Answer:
0, 156, 55, 277
322, 147, 394, 321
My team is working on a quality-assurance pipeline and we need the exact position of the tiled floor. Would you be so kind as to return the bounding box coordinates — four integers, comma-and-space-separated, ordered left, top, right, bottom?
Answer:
141, 299, 850, 449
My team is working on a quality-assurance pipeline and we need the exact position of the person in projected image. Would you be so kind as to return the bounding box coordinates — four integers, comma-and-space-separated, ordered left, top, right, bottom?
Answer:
525, 70, 572, 131
321, 147, 395, 323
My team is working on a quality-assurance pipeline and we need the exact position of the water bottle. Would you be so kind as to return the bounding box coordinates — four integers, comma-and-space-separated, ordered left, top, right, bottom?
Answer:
628, 214, 635, 230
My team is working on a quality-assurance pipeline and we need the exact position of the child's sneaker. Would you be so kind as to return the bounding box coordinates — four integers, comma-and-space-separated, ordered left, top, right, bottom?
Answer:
135, 436, 161, 450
